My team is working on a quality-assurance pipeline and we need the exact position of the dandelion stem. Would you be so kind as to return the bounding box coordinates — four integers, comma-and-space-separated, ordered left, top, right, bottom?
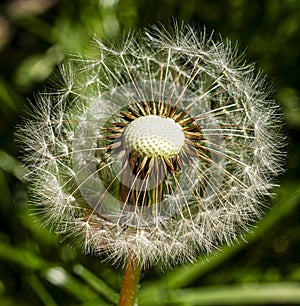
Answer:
118, 256, 141, 306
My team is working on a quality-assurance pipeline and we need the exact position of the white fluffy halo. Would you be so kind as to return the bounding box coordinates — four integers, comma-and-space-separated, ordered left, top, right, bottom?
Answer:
17, 23, 285, 268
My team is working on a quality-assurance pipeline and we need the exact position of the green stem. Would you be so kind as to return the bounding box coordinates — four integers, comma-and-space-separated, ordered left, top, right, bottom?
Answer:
118, 257, 141, 306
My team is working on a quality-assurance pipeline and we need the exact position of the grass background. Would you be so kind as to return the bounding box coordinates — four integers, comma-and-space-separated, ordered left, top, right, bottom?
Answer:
0, 0, 300, 305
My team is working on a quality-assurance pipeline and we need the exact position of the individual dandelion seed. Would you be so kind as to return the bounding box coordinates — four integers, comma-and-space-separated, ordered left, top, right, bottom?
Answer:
16, 23, 285, 306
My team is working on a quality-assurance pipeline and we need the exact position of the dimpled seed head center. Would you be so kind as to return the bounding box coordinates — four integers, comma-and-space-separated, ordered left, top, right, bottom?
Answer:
123, 115, 185, 158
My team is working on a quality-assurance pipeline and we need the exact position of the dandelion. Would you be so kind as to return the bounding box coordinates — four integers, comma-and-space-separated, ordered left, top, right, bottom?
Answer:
17, 23, 285, 305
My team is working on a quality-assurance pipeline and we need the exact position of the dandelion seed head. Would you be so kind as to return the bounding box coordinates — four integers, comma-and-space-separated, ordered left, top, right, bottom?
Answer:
16, 23, 285, 269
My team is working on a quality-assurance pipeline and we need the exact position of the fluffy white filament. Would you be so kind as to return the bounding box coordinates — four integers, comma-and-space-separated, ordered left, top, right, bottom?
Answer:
17, 24, 285, 268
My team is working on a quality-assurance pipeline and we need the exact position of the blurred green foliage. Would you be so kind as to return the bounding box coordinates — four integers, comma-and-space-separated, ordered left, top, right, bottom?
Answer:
0, 0, 300, 305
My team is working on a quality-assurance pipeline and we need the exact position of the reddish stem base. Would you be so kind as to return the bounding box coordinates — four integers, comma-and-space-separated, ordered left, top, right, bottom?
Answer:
118, 257, 141, 306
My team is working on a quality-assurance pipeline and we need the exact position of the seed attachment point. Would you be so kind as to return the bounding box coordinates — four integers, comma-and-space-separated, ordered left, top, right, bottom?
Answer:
123, 115, 185, 158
